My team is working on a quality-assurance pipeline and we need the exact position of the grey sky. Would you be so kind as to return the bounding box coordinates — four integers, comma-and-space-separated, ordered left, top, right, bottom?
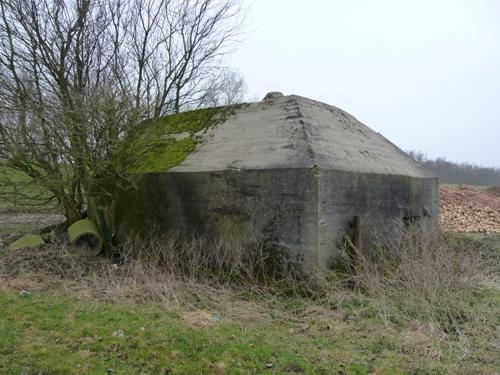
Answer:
228, 0, 500, 167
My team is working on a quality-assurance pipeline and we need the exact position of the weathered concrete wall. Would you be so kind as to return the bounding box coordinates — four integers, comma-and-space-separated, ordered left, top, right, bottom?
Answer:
317, 171, 439, 268
116, 168, 320, 265
116, 169, 438, 270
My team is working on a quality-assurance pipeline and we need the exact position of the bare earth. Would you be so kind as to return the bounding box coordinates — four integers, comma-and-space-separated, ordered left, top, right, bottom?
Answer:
0, 212, 64, 229
440, 185, 500, 233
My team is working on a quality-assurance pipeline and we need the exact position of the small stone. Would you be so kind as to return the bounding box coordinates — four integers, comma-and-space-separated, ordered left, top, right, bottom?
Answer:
212, 313, 222, 323
111, 330, 125, 338
8, 234, 45, 251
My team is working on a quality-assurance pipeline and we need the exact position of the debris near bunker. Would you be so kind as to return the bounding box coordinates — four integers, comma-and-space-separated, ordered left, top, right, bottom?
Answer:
439, 185, 500, 233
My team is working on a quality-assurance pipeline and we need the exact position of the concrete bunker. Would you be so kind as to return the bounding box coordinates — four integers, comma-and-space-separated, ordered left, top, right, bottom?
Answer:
116, 93, 438, 270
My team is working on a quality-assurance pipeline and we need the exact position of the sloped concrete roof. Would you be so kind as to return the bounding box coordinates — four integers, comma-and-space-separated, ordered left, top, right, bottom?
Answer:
171, 94, 434, 178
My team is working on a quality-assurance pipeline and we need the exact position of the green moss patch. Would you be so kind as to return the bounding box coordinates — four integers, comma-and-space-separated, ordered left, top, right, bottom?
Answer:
211, 211, 242, 241
146, 107, 221, 135
8, 234, 45, 251
126, 107, 223, 173
133, 137, 197, 173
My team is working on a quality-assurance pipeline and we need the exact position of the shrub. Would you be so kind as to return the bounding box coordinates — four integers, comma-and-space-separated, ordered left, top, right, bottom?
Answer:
335, 227, 498, 339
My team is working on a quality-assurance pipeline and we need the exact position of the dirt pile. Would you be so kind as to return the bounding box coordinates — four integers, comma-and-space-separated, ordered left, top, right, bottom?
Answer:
486, 186, 500, 198
439, 185, 500, 233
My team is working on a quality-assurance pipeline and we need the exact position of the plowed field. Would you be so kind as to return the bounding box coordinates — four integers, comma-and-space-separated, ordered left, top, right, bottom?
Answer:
440, 185, 500, 233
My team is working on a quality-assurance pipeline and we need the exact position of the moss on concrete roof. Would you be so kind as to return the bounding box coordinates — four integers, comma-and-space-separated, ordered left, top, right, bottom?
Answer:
126, 107, 221, 173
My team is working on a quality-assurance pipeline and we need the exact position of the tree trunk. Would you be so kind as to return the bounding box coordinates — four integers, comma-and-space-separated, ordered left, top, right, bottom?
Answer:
62, 199, 82, 226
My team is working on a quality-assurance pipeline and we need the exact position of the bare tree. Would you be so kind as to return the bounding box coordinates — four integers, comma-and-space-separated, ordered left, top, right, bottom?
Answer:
0, 0, 244, 227
198, 68, 247, 107
124, 0, 243, 116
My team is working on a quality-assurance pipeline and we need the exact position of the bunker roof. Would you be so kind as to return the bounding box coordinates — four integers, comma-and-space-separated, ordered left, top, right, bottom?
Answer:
171, 93, 434, 178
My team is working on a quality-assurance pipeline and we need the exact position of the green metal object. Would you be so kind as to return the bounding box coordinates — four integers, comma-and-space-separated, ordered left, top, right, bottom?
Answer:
8, 234, 45, 251
68, 219, 103, 256
98, 208, 115, 256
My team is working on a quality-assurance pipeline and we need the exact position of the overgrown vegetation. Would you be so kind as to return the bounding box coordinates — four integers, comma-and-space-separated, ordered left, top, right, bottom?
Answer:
0, 0, 245, 226
0, 106, 226, 215
339, 231, 498, 339
1, 229, 499, 374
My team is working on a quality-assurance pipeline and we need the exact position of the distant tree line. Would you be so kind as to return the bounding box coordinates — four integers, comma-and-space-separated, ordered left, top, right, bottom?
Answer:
408, 150, 500, 186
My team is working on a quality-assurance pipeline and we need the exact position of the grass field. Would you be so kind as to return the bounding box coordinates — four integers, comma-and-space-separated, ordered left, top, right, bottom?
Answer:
1, 233, 499, 374
0, 166, 54, 212
0, 290, 452, 375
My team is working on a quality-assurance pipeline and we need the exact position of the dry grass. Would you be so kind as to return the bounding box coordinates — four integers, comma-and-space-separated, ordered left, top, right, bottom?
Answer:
0, 228, 496, 308
0, 231, 308, 319
326, 227, 500, 369
1, 227, 499, 372
358, 229, 494, 330
122, 230, 316, 290
1, 228, 499, 361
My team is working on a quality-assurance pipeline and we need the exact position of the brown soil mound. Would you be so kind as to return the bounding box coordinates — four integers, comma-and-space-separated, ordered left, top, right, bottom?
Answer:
486, 186, 500, 198
440, 185, 500, 233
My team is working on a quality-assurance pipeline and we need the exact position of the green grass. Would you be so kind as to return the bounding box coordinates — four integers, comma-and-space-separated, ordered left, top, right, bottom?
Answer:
0, 290, 457, 375
0, 165, 54, 212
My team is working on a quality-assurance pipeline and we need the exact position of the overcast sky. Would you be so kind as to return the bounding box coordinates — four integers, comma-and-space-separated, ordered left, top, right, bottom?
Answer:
228, 0, 500, 167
